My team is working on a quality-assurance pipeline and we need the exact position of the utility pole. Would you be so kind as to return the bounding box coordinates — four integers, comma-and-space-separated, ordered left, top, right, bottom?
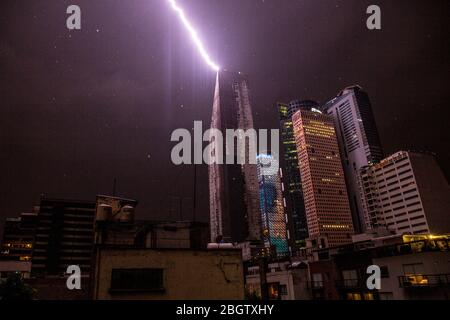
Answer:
179, 196, 183, 220
193, 164, 197, 222
259, 255, 269, 300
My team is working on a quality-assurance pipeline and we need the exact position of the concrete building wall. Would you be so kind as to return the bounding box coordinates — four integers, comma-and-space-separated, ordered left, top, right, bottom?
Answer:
245, 262, 312, 300
359, 151, 450, 235
373, 251, 450, 300
409, 152, 450, 234
308, 259, 340, 300
93, 248, 244, 300
26, 276, 90, 300
323, 86, 383, 233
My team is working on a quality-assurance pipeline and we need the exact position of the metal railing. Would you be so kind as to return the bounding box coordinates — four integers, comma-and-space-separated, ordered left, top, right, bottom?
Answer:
398, 274, 450, 288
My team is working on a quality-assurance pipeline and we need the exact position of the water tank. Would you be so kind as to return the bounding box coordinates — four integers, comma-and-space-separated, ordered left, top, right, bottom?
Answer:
119, 205, 135, 222
207, 243, 235, 250
96, 204, 112, 221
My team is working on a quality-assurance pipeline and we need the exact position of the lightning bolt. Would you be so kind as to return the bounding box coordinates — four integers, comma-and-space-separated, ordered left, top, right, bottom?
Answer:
166, 0, 220, 72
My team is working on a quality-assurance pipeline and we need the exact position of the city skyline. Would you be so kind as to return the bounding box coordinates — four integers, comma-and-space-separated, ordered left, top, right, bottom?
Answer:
1, 0, 449, 229
1, 1, 450, 303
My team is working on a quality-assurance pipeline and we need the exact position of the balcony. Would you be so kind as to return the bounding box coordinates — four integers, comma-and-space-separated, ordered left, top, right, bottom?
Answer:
398, 274, 450, 288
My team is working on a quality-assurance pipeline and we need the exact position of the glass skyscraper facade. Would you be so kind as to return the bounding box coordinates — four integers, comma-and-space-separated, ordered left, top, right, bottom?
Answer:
277, 100, 319, 247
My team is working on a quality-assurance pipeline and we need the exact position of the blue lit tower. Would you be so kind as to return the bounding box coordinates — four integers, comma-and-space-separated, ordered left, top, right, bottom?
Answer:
256, 154, 289, 257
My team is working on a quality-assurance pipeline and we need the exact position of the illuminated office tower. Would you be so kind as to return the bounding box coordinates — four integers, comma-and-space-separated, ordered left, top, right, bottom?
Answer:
358, 151, 450, 234
209, 71, 261, 243
322, 85, 383, 233
257, 154, 289, 257
292, 108, 354, 248
278, 100, 319, 247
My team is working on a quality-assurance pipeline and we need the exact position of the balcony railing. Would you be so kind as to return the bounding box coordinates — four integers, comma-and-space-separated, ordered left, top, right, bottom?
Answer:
335, 278, 364, 289
398, 274, 450, 288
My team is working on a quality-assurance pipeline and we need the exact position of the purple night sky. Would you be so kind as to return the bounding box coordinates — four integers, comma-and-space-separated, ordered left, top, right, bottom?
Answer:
0, 0, 449, 226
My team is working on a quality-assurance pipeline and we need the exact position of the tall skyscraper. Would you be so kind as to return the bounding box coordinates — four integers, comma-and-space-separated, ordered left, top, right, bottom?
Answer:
278, 100, 319, 247
209, 71, 261, 243
358, 151, 450, 234
257, 154, 289, 257
292, 108, 354, 248
322, 85, 383, 233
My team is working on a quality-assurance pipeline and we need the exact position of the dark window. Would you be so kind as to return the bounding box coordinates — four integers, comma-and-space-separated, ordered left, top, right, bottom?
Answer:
400, 175, 413, 182
380, 266, 389, 278
405, 195, 418, 201
403, 188, 417, 195
385, 175, 396, 181
110, 268, 164, 292
407, 201, 421, 208
412, 222, 426, 227
279, 284, 288, 296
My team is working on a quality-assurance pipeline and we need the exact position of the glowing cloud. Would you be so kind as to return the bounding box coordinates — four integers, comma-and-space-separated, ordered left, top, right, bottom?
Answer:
166, 0, 220, 71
